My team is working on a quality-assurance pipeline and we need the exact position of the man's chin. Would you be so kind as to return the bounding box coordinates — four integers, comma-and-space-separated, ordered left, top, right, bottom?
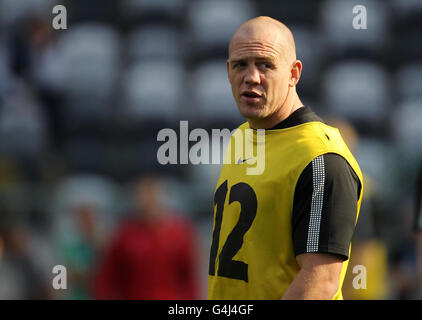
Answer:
238, 104, 265, 120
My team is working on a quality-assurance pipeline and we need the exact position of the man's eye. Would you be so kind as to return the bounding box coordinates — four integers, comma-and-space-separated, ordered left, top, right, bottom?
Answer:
261, 63, 272, 69
233, 62, 246, 68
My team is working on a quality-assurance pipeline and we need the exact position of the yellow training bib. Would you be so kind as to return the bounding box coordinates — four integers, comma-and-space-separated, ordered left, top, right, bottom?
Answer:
208, 120, 363, 300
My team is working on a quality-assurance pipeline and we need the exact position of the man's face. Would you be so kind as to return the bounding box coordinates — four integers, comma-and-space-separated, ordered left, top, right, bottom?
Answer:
227, 36, 292, 122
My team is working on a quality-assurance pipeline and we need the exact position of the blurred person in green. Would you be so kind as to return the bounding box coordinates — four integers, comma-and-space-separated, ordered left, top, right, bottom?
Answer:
55, 203, 104, 300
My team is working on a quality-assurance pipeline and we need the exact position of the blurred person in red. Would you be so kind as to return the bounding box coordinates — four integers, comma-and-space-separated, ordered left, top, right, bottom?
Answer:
93, 175, 199, 299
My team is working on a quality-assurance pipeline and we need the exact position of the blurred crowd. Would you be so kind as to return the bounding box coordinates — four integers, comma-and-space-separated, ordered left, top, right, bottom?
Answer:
0, 0, 422, 299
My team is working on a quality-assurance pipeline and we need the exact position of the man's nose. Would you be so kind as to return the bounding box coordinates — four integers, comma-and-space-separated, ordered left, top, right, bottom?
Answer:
244, 66, 260, 85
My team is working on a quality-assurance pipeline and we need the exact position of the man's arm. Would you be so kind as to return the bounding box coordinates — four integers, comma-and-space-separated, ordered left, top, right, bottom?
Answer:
286, 153, 361, 300
282, 253, 343, 300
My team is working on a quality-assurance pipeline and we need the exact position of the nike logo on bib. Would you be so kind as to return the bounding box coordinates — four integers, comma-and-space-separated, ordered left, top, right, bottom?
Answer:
237, 157, 252, 164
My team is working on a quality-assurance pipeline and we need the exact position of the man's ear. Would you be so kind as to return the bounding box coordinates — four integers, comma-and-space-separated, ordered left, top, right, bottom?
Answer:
289, 60, 302, 87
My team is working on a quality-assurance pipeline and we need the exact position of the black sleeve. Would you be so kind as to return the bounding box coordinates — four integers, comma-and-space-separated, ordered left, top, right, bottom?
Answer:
292, 153, 361, 261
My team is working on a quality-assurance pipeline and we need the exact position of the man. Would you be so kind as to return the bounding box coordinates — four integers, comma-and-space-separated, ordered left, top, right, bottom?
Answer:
208, 16, 363, 300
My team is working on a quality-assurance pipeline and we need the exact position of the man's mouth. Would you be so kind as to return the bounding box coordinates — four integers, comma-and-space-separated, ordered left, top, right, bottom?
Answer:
241, 91, 263, 102
242, 91, 262, 98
